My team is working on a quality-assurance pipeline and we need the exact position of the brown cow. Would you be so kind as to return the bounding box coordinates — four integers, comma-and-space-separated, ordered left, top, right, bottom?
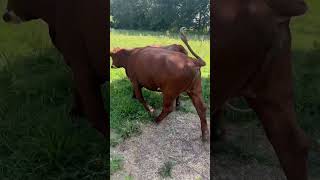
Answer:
213, 0, 309, 179
2, 0, 108, 137
128, 44, 189, 108
110, 34, 209, 141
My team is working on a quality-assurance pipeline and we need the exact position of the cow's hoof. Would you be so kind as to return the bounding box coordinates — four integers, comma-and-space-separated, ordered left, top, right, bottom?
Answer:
155, 119, 162, 124
148, 107, 157, 117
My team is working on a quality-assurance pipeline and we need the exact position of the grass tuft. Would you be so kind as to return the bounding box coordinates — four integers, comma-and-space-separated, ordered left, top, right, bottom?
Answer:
158, 161, 175, 178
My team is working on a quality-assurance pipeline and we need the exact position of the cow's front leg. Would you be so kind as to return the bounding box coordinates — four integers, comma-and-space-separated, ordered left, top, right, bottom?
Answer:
131, 81, 154, 115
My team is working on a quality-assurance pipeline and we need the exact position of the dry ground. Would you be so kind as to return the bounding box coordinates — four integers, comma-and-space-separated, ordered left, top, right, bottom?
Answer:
110, 109, 282, 180
111, 109, 319, 180
111, 111, 210, 180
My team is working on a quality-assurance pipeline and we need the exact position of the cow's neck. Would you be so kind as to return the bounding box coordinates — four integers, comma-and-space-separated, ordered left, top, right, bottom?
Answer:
120, 61, 128, 69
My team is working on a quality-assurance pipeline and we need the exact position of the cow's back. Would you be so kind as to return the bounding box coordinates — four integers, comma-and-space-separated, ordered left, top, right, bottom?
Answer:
127, 48, 197, 92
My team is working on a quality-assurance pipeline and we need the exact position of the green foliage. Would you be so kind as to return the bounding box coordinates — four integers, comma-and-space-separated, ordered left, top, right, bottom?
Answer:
110, 0, 210, 32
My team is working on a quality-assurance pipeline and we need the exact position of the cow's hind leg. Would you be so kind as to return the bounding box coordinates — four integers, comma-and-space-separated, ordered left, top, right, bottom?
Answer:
187, 82, 209, 141
155, 93, 177, 124
246, 96, 309, 180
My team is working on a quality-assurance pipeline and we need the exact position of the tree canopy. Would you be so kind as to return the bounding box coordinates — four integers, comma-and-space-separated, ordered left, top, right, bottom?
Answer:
110, 0, 210, 32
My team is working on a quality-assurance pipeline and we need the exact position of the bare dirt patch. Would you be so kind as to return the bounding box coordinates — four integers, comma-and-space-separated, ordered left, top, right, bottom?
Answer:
111, 111, 210, 180
212, 123, 286, 180
213, 122, 320, 180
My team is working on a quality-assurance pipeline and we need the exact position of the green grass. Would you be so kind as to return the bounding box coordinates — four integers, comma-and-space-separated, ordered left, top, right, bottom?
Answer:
0, 1, 107, 179
291, 0, 320, 140
110, 155, 123, 175
158, 161, 175, 178
110, 29, 210, 144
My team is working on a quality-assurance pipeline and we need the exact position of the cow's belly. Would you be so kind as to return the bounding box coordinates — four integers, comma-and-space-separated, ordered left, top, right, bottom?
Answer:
212, 50, 263, 108
141, 82, 161, 92
138, 73, 193, 94
134, 74, 162, 91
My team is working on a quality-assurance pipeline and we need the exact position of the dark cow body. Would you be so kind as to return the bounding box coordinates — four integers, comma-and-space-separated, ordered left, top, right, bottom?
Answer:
110, 41, 209, 141
3, 0, 108, 137
213, 0, 309, 179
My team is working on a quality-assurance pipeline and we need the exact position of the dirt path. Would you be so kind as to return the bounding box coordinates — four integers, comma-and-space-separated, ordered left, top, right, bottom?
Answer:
111, 111, 210, 180
111, 109, 319, 180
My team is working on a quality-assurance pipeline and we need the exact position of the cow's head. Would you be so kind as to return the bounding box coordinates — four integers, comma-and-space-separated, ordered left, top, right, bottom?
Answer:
2, 0, 42, 24
110, 48, 129, 69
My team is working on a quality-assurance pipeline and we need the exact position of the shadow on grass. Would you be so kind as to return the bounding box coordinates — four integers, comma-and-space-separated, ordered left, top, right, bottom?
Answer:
0, 48, 108, 179
110, 74, 210, 144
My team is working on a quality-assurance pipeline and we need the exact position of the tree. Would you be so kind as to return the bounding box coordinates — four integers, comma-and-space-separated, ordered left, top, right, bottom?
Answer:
110, 0, 210, 32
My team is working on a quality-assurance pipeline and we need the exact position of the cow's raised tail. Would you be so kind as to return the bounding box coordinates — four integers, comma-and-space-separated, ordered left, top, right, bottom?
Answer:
179, 27, 206, 67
